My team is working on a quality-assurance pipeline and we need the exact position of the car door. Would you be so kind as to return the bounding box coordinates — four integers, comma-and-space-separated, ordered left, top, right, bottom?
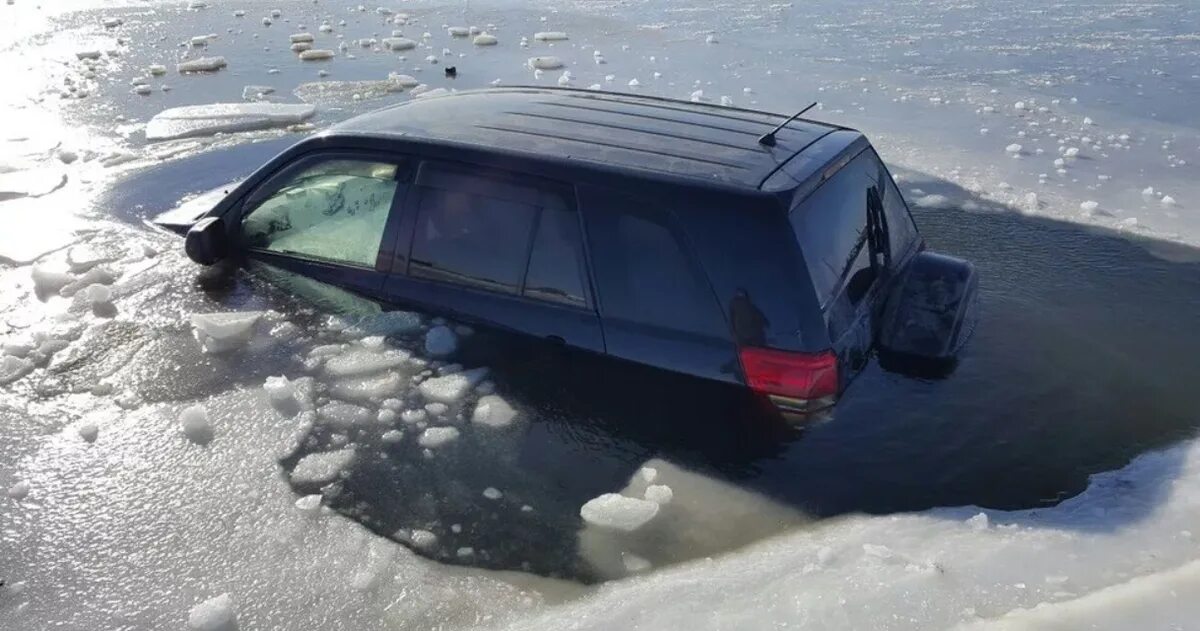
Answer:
232, 152, 413, 299
381, 160, 605, 354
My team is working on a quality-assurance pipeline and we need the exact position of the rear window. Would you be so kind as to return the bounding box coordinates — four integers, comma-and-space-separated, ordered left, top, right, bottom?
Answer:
790, 152, 876, 306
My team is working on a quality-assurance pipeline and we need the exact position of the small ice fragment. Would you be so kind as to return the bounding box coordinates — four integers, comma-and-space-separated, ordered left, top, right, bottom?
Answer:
377, 409, 398, 424
319, 23, 333, 33
323, 349, 410, 377
179, 405, 214, 444
628, 78, 641, 87
149, 64, 167, 76
191, 36, 209, 47
187, 593, 236, 631
622, 552, 652, 573
425, 55, 439, 64
102, 17, 123, 28
317, 401, 373, 428
1064, 147, 1080, 158
471, 395, 517, 428
290, 448, 356, 484
295, 494, 322, 515
76, 50, 103, 60
270, 9, 282, 18
533, 31, 569, 41
85, 283, 112, 305
451, 523, 462, 533
580, 494, 660, 531
300, 49, 334, 61
456, 546, 474, 558
190, 312, 262, 353
418, 367, 488, 403
483, 487, 503, 500
448, 26, 470, 37
639, 467, 658, 483
1013, 101, 1026, 111
410, 529, 438, 550
263, 375, 298, 406
1083, 116, 1095, 126
424, 402, 448, 416
1005, 143, 1022, 154
644, 484, 673, 504
1162, 195, 1178, 206
401, 409, 427, 424
381, 429, 404, 443
1080, 201, 1100, 213
233, 10, 245, 17
388, 73, 419, 87
78, 422, 99, 443
528, 56, 564, 70
418, 426, 460, 448
424, 325, 457, 357
705, 34, 718, 44
7, 480, 31, 500
177, 56, 227, 73
31, 266, 74, 294
965, 512, 989, 530
473, 33, 497, 46
1142, 186, 1156, 196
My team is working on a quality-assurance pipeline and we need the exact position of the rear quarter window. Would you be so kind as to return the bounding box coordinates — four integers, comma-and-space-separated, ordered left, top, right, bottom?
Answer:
790, 152, 876, 306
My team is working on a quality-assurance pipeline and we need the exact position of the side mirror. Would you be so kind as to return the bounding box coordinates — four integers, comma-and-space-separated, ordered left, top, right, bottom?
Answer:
878, 251, 979, 368
185, 216, 230, 265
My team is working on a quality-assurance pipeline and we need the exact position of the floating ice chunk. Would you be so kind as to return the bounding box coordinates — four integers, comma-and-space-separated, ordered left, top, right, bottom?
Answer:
84, 283, 112, 305
456, 547, 474, 558
319, 23, 333, 33
534, 31, 569, 41
147, 103, 316, 140
1142, 186, 1156, 196
424, 325, 457, 357
263, 375, 299, 407
290, 42, 313, 53
639, 466, 658, 483
448, 26, 470, 37
1080, 201, 1100, 213
190, 312, 262, 353
102, 17, 123, 28
628, 78, 641, 87
966, 512, 989, 530
401, 409, 427, 424
388, 73, 419, 87
60, 267, 116, 298
410, 529, 437, 550
270, 9, 282, 18
1005, 143, 1022, 155
419, 367, 488, 403
418, 426, 460, 448
300, 49, 335, 61
1162, 195, 1178, 207
149, 64, 167, 76
290, 448, 356, 484
290, 33, 315, 43
705, 34, 718, 44
424, 402, 449, 416
262, 17, 272, 26
176, 56, 227, 73
295, 494, 322, 516
191, 36, 209, 47
7, 480, 30, 500
233, 10, 245, 17
187, 593, 236, 631
622, 552, 651, 573
330, 372, 404, 403
1064, 147, 1080, 158
31, 266, 74, 294
77, 50, 103, 60
580, 493, 660, 531
187, 1, 208, 8
913, 194, 952, 209
318, 402, 373, 428
324, 348, 410, 377
1013, 101, 1027, 111
78, 422, 99, 443
381, 429, 404, 443
473, 33, 497, 46
1083, 116, 1095, 125
471, 395, 517, 428
644, 484, 674, 505
0, 355, 34, 386
179, 405, 214, 444
483, 487, 503, 500
528, 56, 564, 70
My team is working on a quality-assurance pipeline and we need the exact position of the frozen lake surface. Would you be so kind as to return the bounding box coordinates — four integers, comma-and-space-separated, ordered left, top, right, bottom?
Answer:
2, 0, 1199, 629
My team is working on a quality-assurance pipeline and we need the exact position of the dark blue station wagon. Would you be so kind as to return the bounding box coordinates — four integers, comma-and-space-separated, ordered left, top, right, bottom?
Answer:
166, 87, 978, 422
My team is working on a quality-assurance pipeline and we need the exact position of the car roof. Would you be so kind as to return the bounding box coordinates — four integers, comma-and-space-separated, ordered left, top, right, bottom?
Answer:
326, 86, 846, 191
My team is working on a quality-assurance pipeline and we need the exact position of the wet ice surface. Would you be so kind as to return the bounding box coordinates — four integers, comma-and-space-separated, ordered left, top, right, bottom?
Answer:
2, 0, 1200, 629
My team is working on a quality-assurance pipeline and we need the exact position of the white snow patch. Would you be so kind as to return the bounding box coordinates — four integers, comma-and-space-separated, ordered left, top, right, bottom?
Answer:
146, 103, 315, 141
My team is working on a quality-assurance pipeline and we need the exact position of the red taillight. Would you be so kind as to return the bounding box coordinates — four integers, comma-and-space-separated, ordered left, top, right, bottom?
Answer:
738, 347, 839, 401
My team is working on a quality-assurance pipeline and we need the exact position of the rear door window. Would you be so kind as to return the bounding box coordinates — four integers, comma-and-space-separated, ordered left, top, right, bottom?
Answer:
790, 152, 878, 308
240, 159, 402, 268
524, 204, 589, 307
585, 202, 725, 336
409, 187, 538, 293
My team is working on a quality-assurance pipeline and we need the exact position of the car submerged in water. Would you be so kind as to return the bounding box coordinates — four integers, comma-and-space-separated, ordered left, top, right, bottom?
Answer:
158, 86, 979, 422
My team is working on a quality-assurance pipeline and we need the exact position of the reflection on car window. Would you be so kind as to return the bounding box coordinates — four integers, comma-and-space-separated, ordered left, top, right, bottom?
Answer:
241, 160, 399, 268
409, 189, 538, 293
525, 205, 588, 307
790, 153, 875, 307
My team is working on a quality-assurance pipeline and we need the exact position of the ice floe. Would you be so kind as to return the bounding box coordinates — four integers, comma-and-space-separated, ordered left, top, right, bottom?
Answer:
146, 103, 316, 140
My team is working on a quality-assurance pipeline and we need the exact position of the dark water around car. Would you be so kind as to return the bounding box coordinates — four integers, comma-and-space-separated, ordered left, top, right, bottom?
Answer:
114, 145, 1200, 581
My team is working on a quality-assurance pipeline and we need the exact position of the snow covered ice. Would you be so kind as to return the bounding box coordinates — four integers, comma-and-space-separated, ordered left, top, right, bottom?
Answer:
290, 448, 357, 484
146, 103, 316, 140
